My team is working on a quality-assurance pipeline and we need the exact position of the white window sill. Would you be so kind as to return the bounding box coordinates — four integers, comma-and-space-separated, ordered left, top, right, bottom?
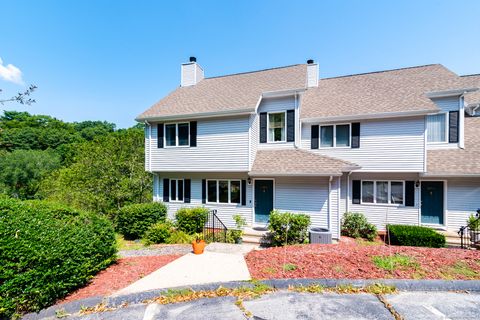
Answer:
359, 203, 406, 207
206, 202, 241, 206
266, 140, 287, 144
164, 145, 191, 149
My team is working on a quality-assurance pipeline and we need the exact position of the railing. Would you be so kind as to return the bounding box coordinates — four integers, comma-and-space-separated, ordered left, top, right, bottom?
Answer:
459, 209, 480, 249
203, 209, 228, 243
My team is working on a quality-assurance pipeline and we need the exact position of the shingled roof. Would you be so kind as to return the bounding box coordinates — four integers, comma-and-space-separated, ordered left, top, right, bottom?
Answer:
301, 64, 468, 120
461, 74, 480, 107
137, 64, 307, 120
426, 116, 480, 176
249, 149, 359, 176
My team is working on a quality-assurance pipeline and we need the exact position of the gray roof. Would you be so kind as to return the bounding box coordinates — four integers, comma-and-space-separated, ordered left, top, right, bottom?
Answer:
249, 149, 359, 176
461, 74, 480, 106
137, 64, 307, 120
301, 64, 468, 120
427, 116, 480, 176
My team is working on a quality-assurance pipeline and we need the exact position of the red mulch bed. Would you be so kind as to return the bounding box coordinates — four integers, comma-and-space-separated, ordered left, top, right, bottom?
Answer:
57, 255, 180, 304
246, 237, 480, 280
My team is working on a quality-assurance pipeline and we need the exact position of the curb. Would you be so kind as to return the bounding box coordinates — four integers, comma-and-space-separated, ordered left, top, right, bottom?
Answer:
23, 278, 480, 319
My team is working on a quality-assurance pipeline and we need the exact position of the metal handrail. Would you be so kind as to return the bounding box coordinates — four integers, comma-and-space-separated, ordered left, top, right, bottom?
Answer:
203, 209, 228, 243
458, 209, 480, 249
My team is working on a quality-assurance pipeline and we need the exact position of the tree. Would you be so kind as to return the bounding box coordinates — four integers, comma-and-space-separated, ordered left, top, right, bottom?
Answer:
0, 149, 61, 199
40, 127, 152, 213
0, 85, 37, 106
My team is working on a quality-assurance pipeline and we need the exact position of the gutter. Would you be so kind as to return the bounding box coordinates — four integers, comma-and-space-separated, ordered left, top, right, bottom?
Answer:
301, 109, 440, 124
136, 108, 255, 122
420, 173, 480, 178
248, 172, 343, 177
426, 87, 478, 99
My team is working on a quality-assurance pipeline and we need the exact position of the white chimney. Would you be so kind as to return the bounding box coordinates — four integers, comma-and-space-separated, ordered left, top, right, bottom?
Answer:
181, 57, 204, 87
306, 59, 318, 88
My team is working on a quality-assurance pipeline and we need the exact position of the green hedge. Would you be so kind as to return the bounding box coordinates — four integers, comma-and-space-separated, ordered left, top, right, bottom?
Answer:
268, 210, 311, 246
143, 222, 174, 245
387, 224, 446, 248
341, 212, 378, 241
175, 207, 209, 235
0, 198, 117, 318
115, 202, 167, 239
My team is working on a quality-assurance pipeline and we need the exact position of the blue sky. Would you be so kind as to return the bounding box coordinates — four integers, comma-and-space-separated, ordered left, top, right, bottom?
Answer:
1, 0, 479, 128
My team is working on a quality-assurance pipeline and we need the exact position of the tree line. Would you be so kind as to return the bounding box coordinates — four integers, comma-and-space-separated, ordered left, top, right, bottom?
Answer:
0, 110, 152, 213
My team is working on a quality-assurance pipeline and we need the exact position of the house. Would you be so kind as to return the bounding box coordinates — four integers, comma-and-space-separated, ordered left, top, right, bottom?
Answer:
137, 57, 480, 240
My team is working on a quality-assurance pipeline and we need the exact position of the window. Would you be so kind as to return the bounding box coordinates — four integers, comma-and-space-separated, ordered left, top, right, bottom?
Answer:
361, 180, 405, 205
165, 122, 190, 147
206, 180, 241, 204
426, 114, 446, 143
170, 179, 184, 202
268, 112, 286, 142
320, 124, 350, 148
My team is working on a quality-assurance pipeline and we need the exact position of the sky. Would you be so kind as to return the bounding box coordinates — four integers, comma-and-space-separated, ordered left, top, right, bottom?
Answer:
1, 0, 479, 128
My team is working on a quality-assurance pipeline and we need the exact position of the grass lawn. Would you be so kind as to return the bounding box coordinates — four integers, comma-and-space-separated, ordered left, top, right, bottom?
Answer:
116, 234, 147, 251
246, 237, 480, 280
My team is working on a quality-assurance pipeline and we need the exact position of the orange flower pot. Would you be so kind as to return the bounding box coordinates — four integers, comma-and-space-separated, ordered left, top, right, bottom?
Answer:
192, 239, 206, 255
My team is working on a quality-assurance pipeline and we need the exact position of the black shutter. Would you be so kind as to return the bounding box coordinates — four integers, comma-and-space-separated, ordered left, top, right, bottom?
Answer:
241, 180, 246, 206
184, 179, 191, 203
352, 180, 361, 204
163, 178, 169, 202
286, 109, 295, 142
157, 123, 164, 148
259, 112, 267, 143
449, 111, 459, 143
190, 121, 197, 147
351, 123, 360, 148
201, 179, 206, 204
311, 125, 319, 149
405, 181, 415, 207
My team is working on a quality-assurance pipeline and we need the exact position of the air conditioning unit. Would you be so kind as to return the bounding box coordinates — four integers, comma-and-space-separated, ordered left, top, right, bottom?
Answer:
309, 228, 332, 244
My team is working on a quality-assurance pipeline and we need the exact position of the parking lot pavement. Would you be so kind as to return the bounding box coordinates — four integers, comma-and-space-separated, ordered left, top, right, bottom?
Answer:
36, 291, 480, 320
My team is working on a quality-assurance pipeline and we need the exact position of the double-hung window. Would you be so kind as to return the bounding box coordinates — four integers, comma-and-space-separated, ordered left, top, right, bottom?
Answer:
268, 112, 286, 142
170, 179, 184, 202
207, 180, 241, 204
165, 122, 190, 147
426, 113, 447, 143
361, 181, 404, 205
320, 124, 350, 148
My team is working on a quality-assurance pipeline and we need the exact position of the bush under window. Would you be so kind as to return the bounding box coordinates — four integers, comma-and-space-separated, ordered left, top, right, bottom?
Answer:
115, 202, 167, 239
175, 207, 209, 234
143, 221, 174, 245
0, 198, 117, 318
268, 210, 311, 246
341, 212, 378, 241
387, 224, 445, 248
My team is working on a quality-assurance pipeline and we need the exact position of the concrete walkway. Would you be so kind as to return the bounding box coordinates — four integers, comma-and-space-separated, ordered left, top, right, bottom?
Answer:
115, 243, 253, 295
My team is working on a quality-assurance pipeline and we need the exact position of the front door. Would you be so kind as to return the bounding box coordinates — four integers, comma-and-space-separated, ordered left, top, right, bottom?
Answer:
254, 180, 274, 223
421, 181, 444, 225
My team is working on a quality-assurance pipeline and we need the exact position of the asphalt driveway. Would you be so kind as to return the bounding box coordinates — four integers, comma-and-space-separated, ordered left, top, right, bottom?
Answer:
49, 291, 480, 320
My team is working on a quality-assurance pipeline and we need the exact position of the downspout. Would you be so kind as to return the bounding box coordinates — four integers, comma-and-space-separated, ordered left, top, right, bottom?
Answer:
294, 91, 299, 148
459, 93, 466, 149
328, 176, 333, 232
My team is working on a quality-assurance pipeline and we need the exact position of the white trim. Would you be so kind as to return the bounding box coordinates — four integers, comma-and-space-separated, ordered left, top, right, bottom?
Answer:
426, 112, 448, 144
249, 172, 343, 177
252, 178, 275, 224
328, 176, 332, 231
426, 87, 478, 98
419, 180, 447, 227
164, 122, 190, 148
420, 173, 480, 177
169, 178, 185, 203
261, 88, 305, 99
360, 180, 405, 206
136, 109, 254, 122
301, 109, 439, 124
266, 111, 287, 143
459, 95, 465, 149
205, 179, 242, 205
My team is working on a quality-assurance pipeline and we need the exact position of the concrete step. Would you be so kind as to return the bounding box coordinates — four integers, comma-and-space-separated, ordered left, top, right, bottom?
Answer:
242, 235, 263, 245
243, 227, 269, 237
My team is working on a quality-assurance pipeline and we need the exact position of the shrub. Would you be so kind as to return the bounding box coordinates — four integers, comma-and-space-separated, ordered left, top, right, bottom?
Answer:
268, 210, 311, 246
387, 224, 445, 248
0, 198, 117, 318
226, 214, 247, 243
143, 221, 174, 245
175, 207, 209, 234
341, 212, 377, 241
115, 202, 167, 239
166, 230, 195, 244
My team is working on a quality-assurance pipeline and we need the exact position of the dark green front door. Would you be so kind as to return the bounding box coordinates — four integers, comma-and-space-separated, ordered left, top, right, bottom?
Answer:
255, 180, 273, 223
421, 181, 444, 225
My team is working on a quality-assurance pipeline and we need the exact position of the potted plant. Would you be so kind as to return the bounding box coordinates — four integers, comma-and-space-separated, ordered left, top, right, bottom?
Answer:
233, 214, 247, 244
468, 212, 480, 243
192, 235, 206, 254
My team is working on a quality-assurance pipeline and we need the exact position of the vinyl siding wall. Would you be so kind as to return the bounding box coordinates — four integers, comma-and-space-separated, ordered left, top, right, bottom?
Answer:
301, 117, 425, 172
249, 113, 259, 169
147, 116, 250, 171
342, 173, 421, 231
273, 176, 339, 239
445, 178, 480, 231
155, 172, 252, 228
256, 96, 297, 149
